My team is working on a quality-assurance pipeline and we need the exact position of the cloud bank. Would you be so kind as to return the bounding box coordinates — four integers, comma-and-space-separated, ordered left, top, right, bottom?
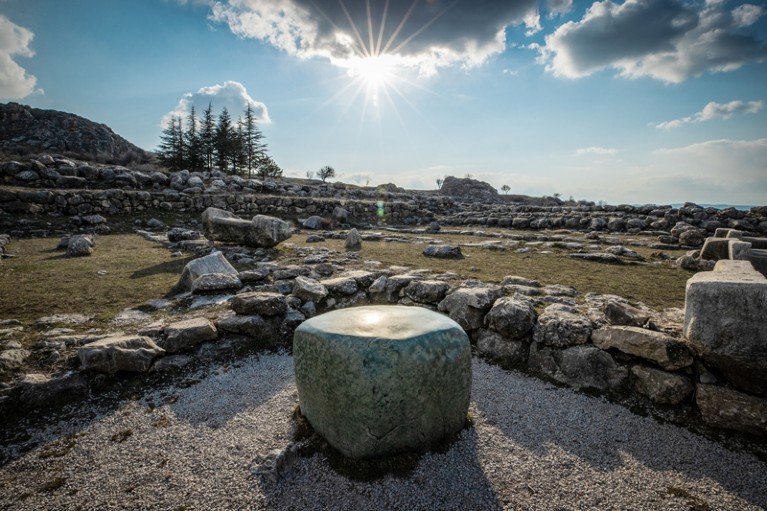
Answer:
539, 0, 767, 83
656, 99, 764, 130
163, 80, 270, 126
208, 0, 550, 76
0, 15, 40, 100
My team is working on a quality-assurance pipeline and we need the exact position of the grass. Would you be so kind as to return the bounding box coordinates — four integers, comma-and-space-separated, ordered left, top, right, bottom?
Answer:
283, 231, 691, 310
0, 234, 194, 326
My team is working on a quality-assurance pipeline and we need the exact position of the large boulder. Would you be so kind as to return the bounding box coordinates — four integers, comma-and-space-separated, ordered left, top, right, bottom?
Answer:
631, 365, 693, 405
684, 260, 767, 396
251, 214, 292, 248
403, 280, 450, 305
174, 252, 240, 293
484, 296, 536, 339
201, 207, 291, 248
292, 276, 329, 303
78, 335, 164, 373
66, 235, 94, 257
439, 176, 499, 202
293, 306, 471, 459
345, 228, 362, 252
476, 329, 529, 368
696, 385, 767, 437
232, 292, 289, 316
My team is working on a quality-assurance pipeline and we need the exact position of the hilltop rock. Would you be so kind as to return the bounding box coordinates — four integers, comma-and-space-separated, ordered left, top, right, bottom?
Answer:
0, 102, 148, 160
439, 176, 499, 202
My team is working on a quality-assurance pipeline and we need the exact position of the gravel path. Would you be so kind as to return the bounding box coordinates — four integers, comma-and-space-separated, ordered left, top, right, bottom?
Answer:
1, 353, 766, 510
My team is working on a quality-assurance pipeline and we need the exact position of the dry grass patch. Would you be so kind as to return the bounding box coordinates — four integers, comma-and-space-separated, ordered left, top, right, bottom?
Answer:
286, 232, 691, 310
0, 234, 194, 326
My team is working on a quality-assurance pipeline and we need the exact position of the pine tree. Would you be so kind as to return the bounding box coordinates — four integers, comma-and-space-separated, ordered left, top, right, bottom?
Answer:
241, 104, 267, 178
184, 105, 201, 172
158, 116, 184, 171
214, 107, 233, 173
199, 102, 216, 172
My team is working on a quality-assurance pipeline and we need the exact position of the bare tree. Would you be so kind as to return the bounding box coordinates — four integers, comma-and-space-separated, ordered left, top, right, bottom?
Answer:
317, 165, 335, 182
306, 170, 315, 180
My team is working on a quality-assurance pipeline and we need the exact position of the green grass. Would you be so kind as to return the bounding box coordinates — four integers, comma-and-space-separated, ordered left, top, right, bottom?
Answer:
0, 234, 194, 326
283, 231, 691, 310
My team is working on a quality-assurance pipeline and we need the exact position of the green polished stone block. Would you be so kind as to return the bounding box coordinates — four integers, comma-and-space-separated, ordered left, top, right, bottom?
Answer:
293, 305, 471, 459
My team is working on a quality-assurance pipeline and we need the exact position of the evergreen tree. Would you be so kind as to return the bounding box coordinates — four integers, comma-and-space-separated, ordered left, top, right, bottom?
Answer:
241, 104, 267, 178
158, 116, 184, 171
199, 102, 216, 172
256, 156, 283, 180
214, 107, 233, 173
230, 119, 247, 176
184, 105, 201, 172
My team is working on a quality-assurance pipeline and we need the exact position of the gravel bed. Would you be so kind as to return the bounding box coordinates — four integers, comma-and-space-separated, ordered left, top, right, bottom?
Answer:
1, 353, 766, 510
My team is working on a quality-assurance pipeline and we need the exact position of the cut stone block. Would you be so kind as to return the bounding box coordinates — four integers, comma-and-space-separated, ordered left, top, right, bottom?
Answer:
78, 335, 164, 373
592, 326, 693, 371
696, 384, 767, 437
174, 252, 239, 293
684, 260, 767, 396
293, 305, 471, 459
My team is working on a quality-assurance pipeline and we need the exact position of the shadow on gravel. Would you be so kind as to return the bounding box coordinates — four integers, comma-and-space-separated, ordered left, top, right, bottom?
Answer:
471, 360, 767, 510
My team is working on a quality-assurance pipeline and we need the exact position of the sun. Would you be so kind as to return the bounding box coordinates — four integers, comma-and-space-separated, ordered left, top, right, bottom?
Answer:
346, 54, 397, 94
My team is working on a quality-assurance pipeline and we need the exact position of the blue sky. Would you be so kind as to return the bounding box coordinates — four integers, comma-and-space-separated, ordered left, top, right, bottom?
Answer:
1, 0, 766, 205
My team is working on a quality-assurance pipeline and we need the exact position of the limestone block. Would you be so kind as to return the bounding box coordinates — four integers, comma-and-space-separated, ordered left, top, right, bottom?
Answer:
191, 273, 242, 294
592, 326, 693, 371
476, 329, 529, 368
555, 345, 627, 392
696, 385, 767, 437
174, 252, 239, 293
438, 286, 503, 331
729, 240, 752, 260
423, 244, 463, 259
232, 292, 288, 316
684, 260, 767, 396
344, 228, 362, 251
162, 317, 218, 353
699, 237, 730, 261
403, 280, 450, 304
78, 335, 164, 373
250, 214, 292, 248
631, 365, 693, 405
292, 276, 328, 302
532, 304, 592, 348
484, 296, 536, 339
293, 306, 471, 459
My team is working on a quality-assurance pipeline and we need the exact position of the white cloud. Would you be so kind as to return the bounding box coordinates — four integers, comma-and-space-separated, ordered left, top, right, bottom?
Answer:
656, 99, 763, 129
539, 0, 767, 84
0, 15, 41, 100
574, 146, 618, 156
163, 80, 270, 126
547, 0, 574, 17
207, 0, 548, 76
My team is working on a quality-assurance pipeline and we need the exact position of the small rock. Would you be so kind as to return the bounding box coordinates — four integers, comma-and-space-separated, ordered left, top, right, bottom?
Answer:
345, 228, 362, 252
423, 244, 463, 259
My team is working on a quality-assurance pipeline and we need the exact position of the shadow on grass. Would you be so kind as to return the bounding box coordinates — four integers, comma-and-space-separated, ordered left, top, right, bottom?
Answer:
130, 258, 193, 279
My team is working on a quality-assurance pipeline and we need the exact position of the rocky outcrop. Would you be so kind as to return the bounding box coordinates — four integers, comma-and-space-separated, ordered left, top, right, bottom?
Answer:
0, 102, 148, 160
439, 176, 499, 202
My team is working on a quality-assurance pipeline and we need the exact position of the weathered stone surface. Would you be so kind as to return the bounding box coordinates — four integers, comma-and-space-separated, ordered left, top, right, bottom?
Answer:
345, 228, 362, 252
232, 292, 288, 316
384, 275, 416, 302
251, 214, 292, 248
532, 304, 592, 348
403, 280, 450, 304
679, 229, 706, 247
320, 276, 359, 296
17, 373, 88, 406
631, 365, 693, 405
66, 234, 94, 257
174, 252, 239, 293
604, 299, 650, 327
0, 348, 30, 370
162, 317, 218, 353
696, 384, 767, 437
150, 354, 193, 372
568, 252, 623, 264
292, 275, 328, 302
423, 244, 463, 259
484, 296, 536, 339
302, 215, 327, 230
191, 273, 242, 294
592, 326, 693, 370
684, 260, 767, 395
438, 286, 503, 331
439, 176, 498, 202
217, 314, 275, 340
476, 329, 529, 368
293, 306, 471, 459
78, 335, 164, 373
555, 345, 628, 392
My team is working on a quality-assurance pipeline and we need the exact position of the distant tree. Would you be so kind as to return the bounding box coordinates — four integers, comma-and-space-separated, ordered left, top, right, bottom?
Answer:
317, 165, 335, 182
465, 173, 473, 179
501, 184, 510, 194
230, 120, 247, 175
257, 156, 283, 180
241, 104, 267, 178
553, 192, 562, 200
184, 105, 201, 172
214, 107, 234, 173
158, 116, 184, 171
436, 178, 444, 190
306, 170, 315, 180
199, 102, 216, 172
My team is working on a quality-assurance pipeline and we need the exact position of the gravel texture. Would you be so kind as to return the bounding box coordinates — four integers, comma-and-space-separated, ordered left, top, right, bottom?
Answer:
1, 353, 766, 510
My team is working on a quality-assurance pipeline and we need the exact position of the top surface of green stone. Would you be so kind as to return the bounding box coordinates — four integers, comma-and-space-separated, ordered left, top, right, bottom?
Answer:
297, 305, 462, 341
